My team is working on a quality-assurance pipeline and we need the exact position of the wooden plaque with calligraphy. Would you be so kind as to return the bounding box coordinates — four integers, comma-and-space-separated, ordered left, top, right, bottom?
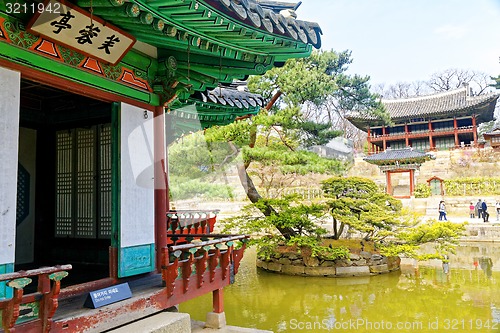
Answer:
27, 0, 136, 65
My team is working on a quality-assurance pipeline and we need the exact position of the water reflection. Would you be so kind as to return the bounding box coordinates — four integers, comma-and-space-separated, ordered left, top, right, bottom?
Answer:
180, 242, 500, 332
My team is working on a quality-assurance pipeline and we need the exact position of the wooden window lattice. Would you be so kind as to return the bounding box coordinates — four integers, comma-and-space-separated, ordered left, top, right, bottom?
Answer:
55, 125, 112, 239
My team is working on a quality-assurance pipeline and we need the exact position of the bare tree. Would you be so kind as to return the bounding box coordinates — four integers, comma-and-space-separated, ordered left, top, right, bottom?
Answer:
373, 80, 430, 99
428, 68, 493, 95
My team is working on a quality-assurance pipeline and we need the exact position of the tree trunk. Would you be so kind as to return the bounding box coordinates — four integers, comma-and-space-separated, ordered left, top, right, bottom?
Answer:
332, 218, 345, 240
230, 142, 295, 239
228, 90, 297, 239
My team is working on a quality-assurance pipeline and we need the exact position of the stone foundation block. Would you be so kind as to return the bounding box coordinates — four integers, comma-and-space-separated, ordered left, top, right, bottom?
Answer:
304, 266, 336, 277
369, 264, 389, 274
205, 312, 226, 329
336, 266, 370, 277
256, 260, 268, 270
267, 262, 282, 272
278, 258, 291, 265
282, 264, 305, 275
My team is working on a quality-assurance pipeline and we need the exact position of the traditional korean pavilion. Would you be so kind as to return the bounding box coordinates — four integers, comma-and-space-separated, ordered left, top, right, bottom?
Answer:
348, 87, 499, 153
483, 127, 500, 149
168, 82, 265, 142
364, 148, 433, 198
0, 0, 322, 331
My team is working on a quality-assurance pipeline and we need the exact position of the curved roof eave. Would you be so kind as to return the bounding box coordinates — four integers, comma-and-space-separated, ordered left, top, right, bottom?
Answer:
348, 88, 499, 129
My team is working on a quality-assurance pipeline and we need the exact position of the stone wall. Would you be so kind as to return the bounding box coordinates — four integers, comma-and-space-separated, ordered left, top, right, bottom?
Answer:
256, 249, 400, 277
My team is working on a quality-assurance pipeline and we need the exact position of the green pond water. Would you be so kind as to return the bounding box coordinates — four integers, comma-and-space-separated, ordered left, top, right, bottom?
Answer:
180, 242, 500, 332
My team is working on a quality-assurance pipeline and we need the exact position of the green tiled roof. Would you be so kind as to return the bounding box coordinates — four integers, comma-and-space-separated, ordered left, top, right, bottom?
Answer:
364, 147, 433, 166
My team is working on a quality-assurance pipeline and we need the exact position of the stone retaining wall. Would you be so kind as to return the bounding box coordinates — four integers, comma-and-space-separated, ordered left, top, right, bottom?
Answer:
463, 225, 500, 242
256, 249, 400, 277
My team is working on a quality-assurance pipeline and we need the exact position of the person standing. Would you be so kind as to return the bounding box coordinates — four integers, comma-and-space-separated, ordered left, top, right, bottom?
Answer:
482, 200, 489, 222
496, 200, 500, 222
469, 202, 475, 218
439, 200, 447, 221
476, 199, 483, 220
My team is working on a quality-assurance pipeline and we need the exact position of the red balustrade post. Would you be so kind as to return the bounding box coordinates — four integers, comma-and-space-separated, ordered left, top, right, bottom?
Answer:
212, 289, 224, 314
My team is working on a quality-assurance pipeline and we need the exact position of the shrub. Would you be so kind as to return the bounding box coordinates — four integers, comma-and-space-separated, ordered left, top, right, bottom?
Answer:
414, 184, 431, 198
443, 177, 500, 196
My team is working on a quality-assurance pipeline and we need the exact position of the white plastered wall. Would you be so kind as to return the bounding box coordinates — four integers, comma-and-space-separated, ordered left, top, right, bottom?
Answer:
120, 103, 155, 247
0, 67, 20, 266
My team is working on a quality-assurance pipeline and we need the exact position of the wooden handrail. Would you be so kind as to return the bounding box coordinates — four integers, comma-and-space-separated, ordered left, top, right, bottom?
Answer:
166, 209, 220, 216
0, 265, 72, 283
168, 235, 248, 252
0, 265, 72, 333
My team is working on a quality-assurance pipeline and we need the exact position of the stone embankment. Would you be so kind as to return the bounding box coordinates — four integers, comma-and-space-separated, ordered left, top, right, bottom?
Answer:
256, 249, 400, 277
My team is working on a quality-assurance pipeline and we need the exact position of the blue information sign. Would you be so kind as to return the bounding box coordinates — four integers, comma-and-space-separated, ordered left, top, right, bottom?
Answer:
84, 283, 132, 309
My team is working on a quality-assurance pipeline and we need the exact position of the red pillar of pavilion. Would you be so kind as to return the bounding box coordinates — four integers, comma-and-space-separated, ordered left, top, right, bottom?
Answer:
405, 124, 409, 147
382, 126, 387, 151
409, 169, 415, 196
472, 115, 478, 147
453, 117, 459, 147
385, 172, 392, 195
367, 128, 373, 154
428, 120, 433, 150
154, 106, 168, 272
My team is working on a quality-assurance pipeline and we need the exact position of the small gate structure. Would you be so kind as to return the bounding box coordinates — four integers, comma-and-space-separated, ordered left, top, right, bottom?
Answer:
427, 176, 444, 196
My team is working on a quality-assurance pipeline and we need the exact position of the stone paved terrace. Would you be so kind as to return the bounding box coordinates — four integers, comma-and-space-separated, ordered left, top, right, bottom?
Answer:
191, 320, 272, 333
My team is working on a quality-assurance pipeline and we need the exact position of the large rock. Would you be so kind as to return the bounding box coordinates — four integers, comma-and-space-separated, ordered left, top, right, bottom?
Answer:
266, 262, 282, 272
278, 258, 291, 265
351, 259, 367, 266
303, 256, 320, 267
387, 256, 401, 271
320, 260, 335, 267
369, 264, 389, 274
256, 260, 268, 270
285, 253, 300, 260
334, 259, 351, 267
360, 251, 372, 260
349, 254, 361, 260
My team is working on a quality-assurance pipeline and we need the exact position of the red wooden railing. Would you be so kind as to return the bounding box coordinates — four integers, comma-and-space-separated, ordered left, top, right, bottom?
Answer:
0, 265, 71, 333
0, 211, 248, 332
166, 210, 219, 244
161, 234, 248, 307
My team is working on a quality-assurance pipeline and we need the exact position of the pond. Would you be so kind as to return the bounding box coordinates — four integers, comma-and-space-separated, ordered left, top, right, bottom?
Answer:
180, 242, 500, 333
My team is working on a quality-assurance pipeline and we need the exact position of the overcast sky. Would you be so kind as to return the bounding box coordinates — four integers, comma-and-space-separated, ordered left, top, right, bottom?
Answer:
296, 0, 500, 87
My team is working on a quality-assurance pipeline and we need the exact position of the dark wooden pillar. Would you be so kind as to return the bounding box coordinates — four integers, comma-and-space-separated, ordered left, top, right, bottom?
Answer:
154, 106, 167, 272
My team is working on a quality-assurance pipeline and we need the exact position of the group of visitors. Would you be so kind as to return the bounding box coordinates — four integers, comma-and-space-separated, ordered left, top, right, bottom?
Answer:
439, 199, 500, 222
469, 199, 500, 222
